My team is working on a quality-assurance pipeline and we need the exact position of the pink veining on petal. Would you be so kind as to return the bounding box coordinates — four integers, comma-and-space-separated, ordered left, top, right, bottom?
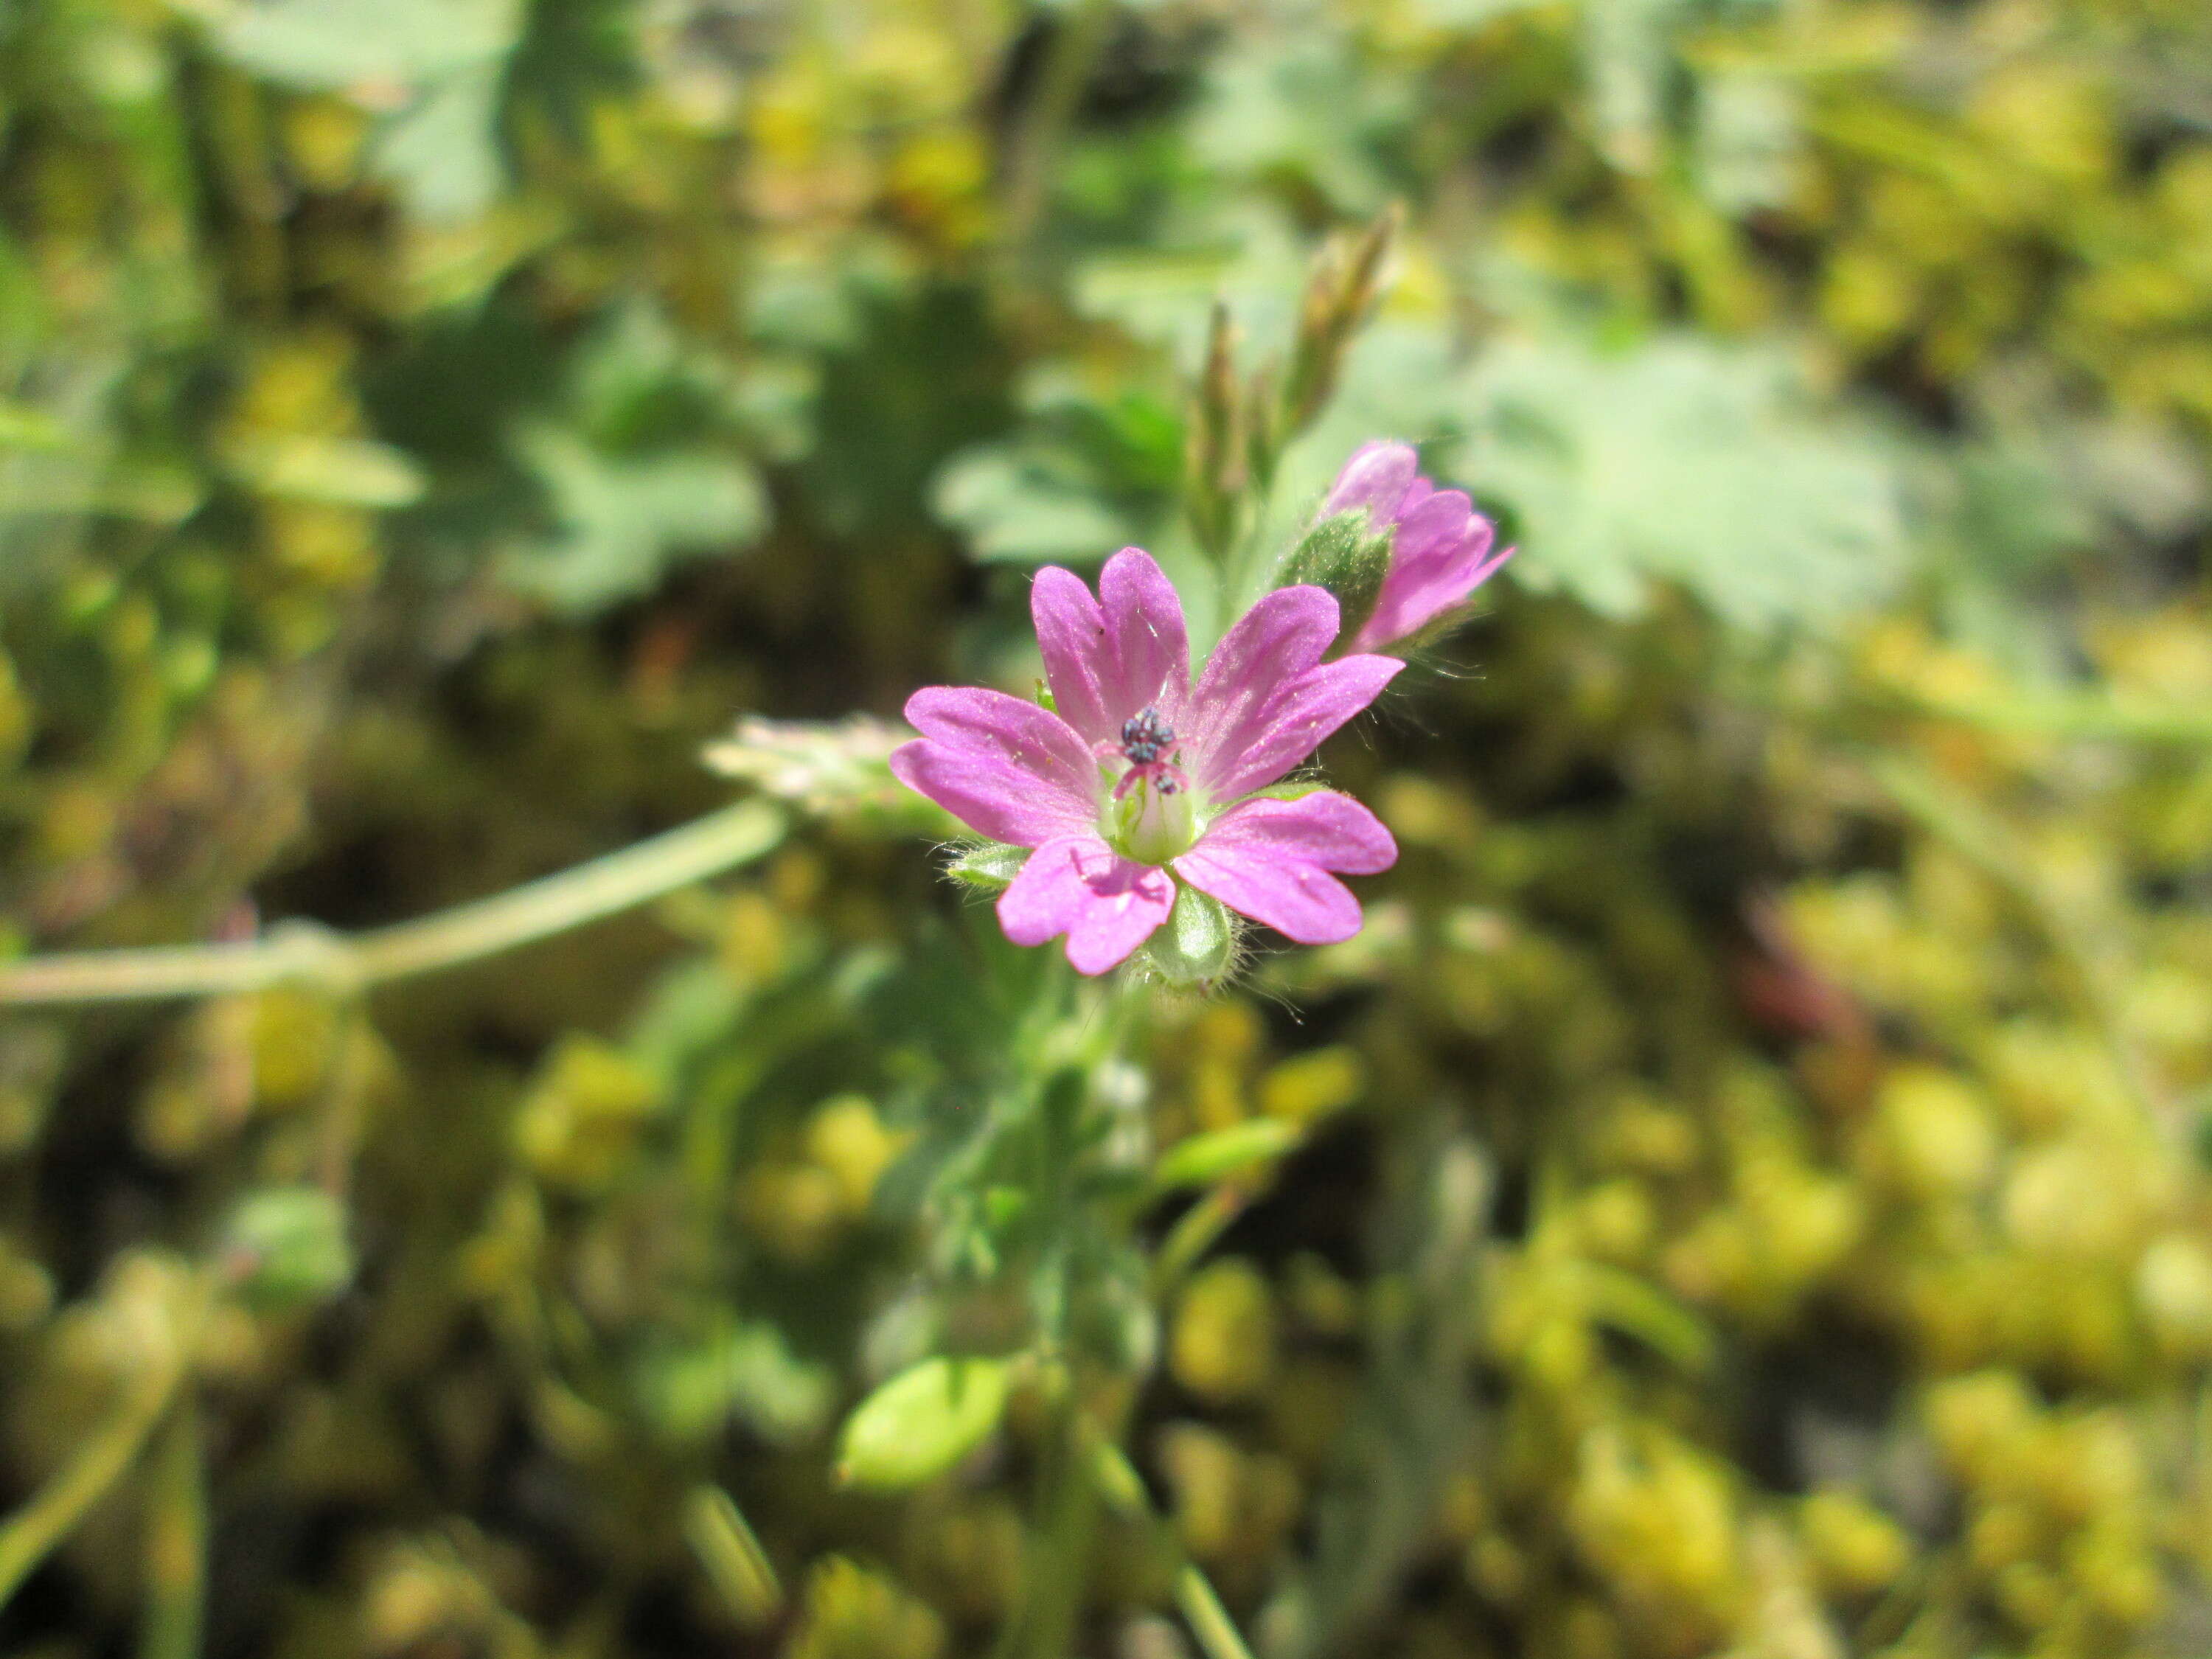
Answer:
905, 686, 1101, 804
1032, 549, 1189, 748
1197, 653, 1403, 801
1173, 789, 1398, 945
1098, 548, 1190, 727
998, 835, 1176, 974
888, 740, 1095, 849
1031, 566, 1115, 745
1179, 585, 1341, 787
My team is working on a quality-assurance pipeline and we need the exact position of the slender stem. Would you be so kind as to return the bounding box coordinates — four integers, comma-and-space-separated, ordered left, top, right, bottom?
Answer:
1177, 1564, 1259, 1659
0, 800, 787, 1007
0, 1307, 199, 1607
139, 1400, 207, 1659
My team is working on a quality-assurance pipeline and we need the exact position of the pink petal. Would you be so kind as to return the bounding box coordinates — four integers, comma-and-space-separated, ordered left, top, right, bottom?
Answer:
1032, 566, 1115, 746
1321, 441, 1419, 522
905, 686, 1099, 804
1180, 585, 1342, 787
1194, 790, 1398, 874
1030, 550, 1190, 749
1174, 843, 1362, 945
1193, 653, 1402, 801
889, 740, 1095, 848
1099, 548, 1190, 726
998, 835, 1175, 974
1354, 495, 1506, 652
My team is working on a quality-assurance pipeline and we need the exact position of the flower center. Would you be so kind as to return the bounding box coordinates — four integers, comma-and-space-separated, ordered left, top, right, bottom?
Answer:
1105, 706, 1195, 864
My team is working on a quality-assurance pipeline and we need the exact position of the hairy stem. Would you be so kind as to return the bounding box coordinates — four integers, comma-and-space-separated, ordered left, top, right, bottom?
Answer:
0, 800, 787, 1007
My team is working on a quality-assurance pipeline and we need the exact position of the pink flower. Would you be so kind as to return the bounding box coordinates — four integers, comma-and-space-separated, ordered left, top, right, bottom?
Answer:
1320, 441, 1512, 654
889, 549, 1402, 975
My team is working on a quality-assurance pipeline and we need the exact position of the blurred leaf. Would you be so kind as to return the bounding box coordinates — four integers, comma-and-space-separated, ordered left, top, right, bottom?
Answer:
506, 426, 765, 613
1150, 1118, 1300, 1194
636, 1324, 837, 1447
834, 1356, 1011, 1490
1452, 335, 1908, 628
206, 0, 524, 222
224, 434, 426, 509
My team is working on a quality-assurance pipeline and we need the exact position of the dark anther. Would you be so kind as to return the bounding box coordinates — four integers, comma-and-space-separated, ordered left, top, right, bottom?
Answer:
1119, 706, 1175, 765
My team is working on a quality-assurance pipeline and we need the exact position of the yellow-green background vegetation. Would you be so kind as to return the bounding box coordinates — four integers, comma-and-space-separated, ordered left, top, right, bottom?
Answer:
4, 0, 2212, 1655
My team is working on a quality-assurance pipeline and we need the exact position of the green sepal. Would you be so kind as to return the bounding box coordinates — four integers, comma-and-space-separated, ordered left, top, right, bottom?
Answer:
1244, 779, 1332, 804
1276, 509, 1394, 646
1140, 883, 1236, 989
834, 1355, 1012, 1490
946, 842, 1029, 891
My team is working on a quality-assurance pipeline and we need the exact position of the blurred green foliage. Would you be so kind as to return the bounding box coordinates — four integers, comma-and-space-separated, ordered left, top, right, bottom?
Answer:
3, 0, 2212, 1656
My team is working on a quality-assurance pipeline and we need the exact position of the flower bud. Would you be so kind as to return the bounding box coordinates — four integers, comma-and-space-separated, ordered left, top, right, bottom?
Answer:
220, 1186, 353, 1311
1276, 510, 1396, 648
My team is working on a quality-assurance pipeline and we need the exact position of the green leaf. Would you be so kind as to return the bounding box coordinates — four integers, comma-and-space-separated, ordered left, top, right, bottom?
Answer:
1452, 335, 1907, 630
947, 844, 1029, 892
1142, 884, 1236, 989
1150, 1118, 1301, 1194
507, 426, 767, 614
834, 1357, 1011, 1491
933, 448, 1135, 565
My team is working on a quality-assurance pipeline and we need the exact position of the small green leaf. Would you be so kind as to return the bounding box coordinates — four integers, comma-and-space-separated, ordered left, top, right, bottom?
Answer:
1277, 509, 1394, 644
1150, 1119, 1301, 1194
1142, 884, 1235, 989
947, 844, 1029, 892
835, 1357, 1012, 1491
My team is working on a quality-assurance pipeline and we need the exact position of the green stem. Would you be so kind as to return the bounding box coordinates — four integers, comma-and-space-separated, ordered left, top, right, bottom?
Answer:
0, 1332, 195, 1607
139, 1401, 207, 1659
0, 799, 787, 1007
1177, 1564, 1259, 1659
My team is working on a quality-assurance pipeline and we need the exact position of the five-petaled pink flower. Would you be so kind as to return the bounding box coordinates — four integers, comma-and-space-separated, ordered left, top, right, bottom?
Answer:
889, 549, 1402, 975
1321, 441, 1513, 655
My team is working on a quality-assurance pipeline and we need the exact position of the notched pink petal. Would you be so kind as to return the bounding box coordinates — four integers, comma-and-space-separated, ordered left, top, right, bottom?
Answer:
1031, 566, 1114, 745
1182, 585, 1342, 781
1098, 547, 1190, 723
1197, 653, 1402, 800
1174, 842, 1364, 946
1321, 441, 1418, 522
995, 835, 1174, 973
905, 686, 1099, 801
890, 740, 1093, 849
1197, 791, 1397, 874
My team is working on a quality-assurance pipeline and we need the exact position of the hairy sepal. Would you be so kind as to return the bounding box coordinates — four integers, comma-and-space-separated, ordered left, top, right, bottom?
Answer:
946, 841, 1030, 892
1138, 883, 1237, 990
1277, 509, 1394, 648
